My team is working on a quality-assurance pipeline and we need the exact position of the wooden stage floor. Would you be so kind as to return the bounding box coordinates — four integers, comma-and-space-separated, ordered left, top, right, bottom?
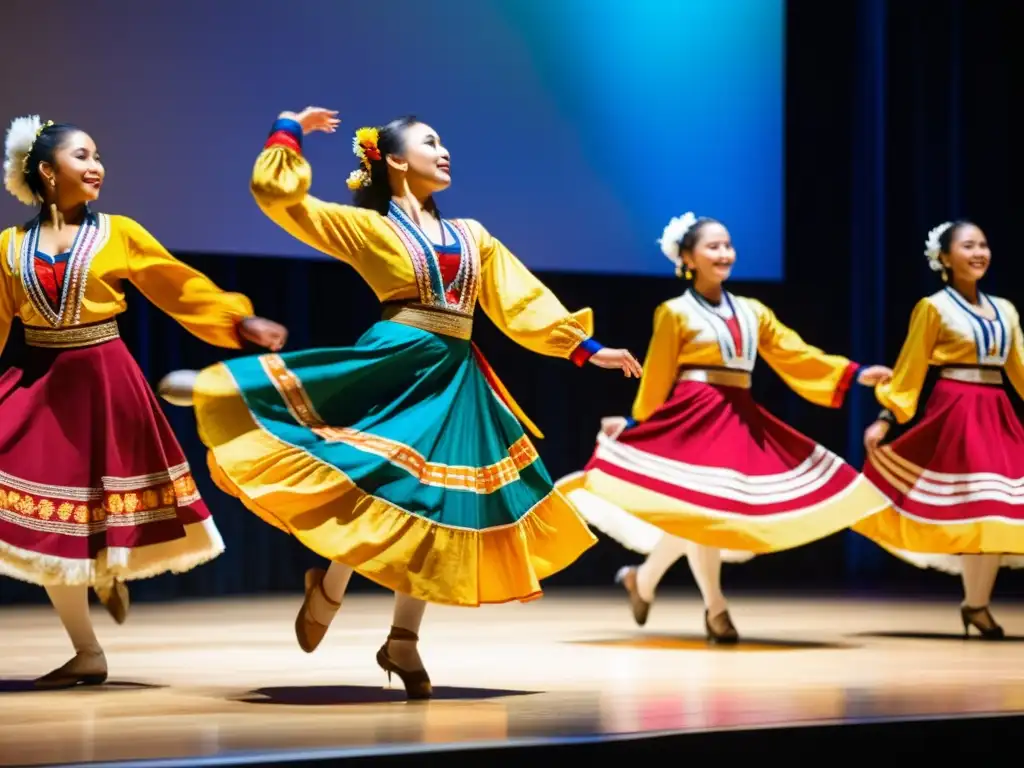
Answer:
2, 591, 1024, 766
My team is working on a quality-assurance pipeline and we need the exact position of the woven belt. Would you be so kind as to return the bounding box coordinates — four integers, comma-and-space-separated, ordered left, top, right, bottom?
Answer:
381, 303, 472, 341
939, 366, 1003, 386
678, 368, 752, 389
24, 319, 120, 349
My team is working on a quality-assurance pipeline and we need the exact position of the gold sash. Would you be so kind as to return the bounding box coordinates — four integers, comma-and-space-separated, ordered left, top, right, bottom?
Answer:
24, 319, 120, 349
678, 368, 752, 389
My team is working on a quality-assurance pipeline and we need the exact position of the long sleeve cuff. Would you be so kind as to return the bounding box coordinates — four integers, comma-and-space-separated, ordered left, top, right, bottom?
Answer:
570, 337, 604, 367
265, 117, 304, 152
830, 361, 861, 408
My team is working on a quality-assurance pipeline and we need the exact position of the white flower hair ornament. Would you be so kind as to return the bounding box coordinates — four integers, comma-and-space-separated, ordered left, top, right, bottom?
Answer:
657, 211, 698, 277
924, 221, 953, 274
4, 115, 51, 206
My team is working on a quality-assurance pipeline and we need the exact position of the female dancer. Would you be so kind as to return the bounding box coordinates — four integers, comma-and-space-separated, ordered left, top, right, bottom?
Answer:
557, 212, 891, 642
0, 115, 286, 688
160, 106, 641, 698
856, 219, 1024, 639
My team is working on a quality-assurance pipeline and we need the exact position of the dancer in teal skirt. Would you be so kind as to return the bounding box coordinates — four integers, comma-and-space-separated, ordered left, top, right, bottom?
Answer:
161, 106, 641, 698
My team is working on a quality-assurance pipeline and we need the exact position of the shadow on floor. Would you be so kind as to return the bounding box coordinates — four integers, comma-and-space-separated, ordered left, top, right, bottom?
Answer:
570, 634, 855, 651
236, 685, 538, 705
0, 679, 164, 694
853, 631, 1024, 642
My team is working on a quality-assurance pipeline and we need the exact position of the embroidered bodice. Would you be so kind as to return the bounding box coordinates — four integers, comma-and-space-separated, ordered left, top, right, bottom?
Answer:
630, 288, 858, 422
250, 121, 601, 363
0, 211, 253, 355
876, 287, 1024, 423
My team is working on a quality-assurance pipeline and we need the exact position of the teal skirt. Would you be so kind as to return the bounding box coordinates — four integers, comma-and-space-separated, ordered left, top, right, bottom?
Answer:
192, 319, 597, 606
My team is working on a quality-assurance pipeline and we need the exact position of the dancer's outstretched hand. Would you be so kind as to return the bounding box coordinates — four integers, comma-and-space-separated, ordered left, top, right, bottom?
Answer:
589, 348, 643, 378
863, 419, 890, 454
278, 107, 340, 135
857, 365, 893, 386
240, 316, 289, 351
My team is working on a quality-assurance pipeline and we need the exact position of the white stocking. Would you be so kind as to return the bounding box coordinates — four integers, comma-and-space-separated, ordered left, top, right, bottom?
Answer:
388, 592, 427, 671
961, 554, 1000, 608
636, 534, 689, 601
308, 561, 352, 626
322, 561, 353, 601
687, 543, 728, 617
45, 585, 103, 657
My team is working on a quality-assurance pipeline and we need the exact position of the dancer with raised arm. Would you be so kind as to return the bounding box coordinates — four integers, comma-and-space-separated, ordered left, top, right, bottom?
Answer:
160, 107, 641, 698
0, 115, 286, 688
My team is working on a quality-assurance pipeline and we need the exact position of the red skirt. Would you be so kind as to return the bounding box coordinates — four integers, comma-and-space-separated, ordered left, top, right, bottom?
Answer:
0, 334, 223, 586
557, 379, 886, 553
856, 378, 1024, 562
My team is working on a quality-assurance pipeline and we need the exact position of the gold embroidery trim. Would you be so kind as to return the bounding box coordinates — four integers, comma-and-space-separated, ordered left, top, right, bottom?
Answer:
381, 303, 473, 341
24, 319, 119, 349
259, 353, 535, 494
0, 471, 198, 526
313, 426, 536, 494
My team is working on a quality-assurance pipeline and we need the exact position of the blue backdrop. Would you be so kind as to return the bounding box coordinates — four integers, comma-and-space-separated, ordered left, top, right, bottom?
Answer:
0, 0, 784, 278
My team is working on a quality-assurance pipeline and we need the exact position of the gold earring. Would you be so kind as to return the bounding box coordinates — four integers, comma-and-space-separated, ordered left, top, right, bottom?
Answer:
941, 270, 948, 282
684, 269, 693, 280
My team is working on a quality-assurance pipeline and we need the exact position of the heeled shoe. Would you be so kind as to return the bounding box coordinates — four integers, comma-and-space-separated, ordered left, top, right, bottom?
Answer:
95, 580, 130, 625
376, 626, 432, 700
294, 568, 341, 653
33, 651, 108, 690
615, 566, 651, 626
705, 609, 739, 645
961, 605, 1005, 640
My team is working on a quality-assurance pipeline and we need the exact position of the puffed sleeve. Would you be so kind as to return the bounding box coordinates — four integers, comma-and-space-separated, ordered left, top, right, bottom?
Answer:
0, 228, 15, 357
471, 219, 604, 365
120, 216, 254, 348
251, 117, 378, 263
1004, 302, 1024, 403
874, 298, 941, 423
751, 299, 860, 408
631, 302, 683, 423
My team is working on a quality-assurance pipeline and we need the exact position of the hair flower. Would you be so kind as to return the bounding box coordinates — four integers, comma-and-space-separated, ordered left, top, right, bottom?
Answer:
923, 221, 953, 272
657, 211, 698, 266
4, 115, 51, 205
352, 127, 380, 168
346, 168, 370, 191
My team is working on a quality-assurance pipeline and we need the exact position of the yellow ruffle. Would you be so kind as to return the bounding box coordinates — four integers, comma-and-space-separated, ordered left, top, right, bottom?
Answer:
853, 507, 1024, 555
556, 469, 888, 553
193, 363, 597, 607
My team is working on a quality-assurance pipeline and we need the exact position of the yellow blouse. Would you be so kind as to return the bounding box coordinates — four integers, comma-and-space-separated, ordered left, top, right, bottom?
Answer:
631, 290, 858, 422
0, 213, 253, 356
876, 288, 1024, 423
249, 140, 595, 359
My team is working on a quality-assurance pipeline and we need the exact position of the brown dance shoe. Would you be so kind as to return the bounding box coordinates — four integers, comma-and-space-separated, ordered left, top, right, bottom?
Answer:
376, 626, 432, 700
294, 568, 341, 653
615, 566, 651, 626
33, 651, 108, 690
705, 609, 739, 644
95, 580, 130, 625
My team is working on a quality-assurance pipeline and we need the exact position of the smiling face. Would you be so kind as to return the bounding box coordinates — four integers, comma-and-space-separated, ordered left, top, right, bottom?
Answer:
38, 130, 104, 206
390, 122, 451, 195
941, 223, 990, 284
682, 222, 736, 286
